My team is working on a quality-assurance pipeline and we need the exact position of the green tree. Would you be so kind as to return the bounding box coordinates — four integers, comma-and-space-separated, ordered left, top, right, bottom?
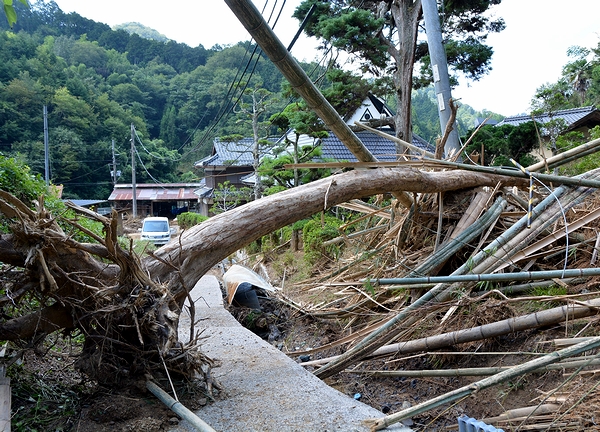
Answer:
562, 46, 593, 105
463, 122, 538, 167
234, 84, 280, 199
294, 0, 505, 147
210, 180, 252, 214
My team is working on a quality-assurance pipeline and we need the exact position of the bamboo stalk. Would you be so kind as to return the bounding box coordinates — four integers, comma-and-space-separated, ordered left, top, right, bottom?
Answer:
482, 404, 560, 423
474, 278, 579, 296
285, 158, 600, 189
446, 188, 491, 243
363, 336, 600, 431
367, 268, 600, 285
301, 298, 600, 366
552, 337, 598, 349
526, 137, 600, 172
323, 225, 389, 246
349, 358, 600, 377
146, 380, 216, 432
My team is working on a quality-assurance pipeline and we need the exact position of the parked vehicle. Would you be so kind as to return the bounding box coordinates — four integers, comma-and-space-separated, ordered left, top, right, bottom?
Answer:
139, 217, 174, 245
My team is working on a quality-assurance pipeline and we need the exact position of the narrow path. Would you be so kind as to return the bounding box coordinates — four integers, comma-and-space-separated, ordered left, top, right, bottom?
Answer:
172, 275, 412, 432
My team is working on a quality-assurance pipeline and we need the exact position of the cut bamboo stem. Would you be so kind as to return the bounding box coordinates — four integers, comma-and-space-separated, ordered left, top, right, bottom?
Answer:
301, 298, 600, 366
146, 380, 216, 432
482, 404, 560, 423
350, 358, 600, 377
526, 136, 600, 172
364, 336, 600, 431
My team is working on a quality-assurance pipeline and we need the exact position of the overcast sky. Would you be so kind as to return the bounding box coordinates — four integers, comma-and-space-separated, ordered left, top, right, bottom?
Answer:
49, 0, 600, 117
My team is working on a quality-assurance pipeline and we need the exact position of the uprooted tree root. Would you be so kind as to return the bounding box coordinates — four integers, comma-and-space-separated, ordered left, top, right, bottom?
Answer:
0, 191, 212, 388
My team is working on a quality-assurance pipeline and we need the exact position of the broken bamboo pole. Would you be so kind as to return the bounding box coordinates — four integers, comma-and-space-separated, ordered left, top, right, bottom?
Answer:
526, 137, 600, 172
482, 404, 560, 424
350, 357, 600, 377
363, 336, 600, 431
286, 159, 600, 190
431, 160, 600, 189
367, 268, 600, 286
146, 380, 216, 432
301, 298, 600, 367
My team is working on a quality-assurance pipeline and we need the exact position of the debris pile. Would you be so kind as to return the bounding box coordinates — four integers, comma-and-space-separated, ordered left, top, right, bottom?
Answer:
274, 139, 600, 431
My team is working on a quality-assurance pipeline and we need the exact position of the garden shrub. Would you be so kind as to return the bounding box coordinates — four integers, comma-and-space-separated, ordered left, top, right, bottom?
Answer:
177, 212, 208, 229
302, 214, 344, 265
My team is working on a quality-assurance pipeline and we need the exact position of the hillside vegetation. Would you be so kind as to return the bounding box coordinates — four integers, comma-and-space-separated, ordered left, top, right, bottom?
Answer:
0, 1, 501, 200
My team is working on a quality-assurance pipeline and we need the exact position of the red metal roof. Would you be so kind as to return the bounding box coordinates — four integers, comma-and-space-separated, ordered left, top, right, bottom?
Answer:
108, 184, 201, 201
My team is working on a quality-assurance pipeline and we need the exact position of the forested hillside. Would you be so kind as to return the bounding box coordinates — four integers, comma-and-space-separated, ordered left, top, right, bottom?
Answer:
0, 1, 502, 200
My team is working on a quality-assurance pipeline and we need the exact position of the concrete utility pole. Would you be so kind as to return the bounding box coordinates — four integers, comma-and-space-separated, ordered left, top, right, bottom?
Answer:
43, 105, 49, 186
421, 0, 460, 158
111, 139, 118, 185
131, 124, 137, 218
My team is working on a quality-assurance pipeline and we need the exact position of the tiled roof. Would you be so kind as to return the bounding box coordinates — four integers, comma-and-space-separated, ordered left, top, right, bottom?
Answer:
497, 106, 600, 132
195, 137, 279, 168
319, 129, 434, 162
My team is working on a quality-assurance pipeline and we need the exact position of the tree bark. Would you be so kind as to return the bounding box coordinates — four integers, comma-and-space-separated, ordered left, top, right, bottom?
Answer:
0, 167, 525, 383
388, 0, 422, 150
147, 168, 526, 304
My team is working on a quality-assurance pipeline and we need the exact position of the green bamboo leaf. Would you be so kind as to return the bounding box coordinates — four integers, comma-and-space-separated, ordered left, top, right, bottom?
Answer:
3, 3, 17, 28
3, 0, 27, 27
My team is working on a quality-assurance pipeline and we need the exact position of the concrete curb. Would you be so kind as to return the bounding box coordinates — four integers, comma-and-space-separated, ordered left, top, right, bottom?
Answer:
171, 275, 412, 432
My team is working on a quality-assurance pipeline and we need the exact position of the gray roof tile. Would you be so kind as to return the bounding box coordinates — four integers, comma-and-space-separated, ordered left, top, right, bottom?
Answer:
497, 106, 600, 132
320, 130, 434, 162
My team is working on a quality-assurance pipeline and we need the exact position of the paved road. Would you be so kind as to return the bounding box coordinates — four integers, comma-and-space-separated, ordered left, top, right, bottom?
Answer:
171, 275, 412, 432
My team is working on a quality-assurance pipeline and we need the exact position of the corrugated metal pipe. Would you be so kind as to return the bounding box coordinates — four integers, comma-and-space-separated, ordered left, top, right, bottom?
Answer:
458, 416, 504, 432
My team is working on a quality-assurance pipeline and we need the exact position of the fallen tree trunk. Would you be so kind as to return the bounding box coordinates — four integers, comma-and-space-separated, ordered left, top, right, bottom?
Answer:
0, 167, 525, 383
147, 168, 526, 300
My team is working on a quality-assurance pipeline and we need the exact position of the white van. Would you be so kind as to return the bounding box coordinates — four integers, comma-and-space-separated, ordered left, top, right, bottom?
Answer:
139, 217, 174, 245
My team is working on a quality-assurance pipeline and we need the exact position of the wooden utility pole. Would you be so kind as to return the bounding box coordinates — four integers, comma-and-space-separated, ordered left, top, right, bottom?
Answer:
224, 0, 375, 163
224, 0, 413, 207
